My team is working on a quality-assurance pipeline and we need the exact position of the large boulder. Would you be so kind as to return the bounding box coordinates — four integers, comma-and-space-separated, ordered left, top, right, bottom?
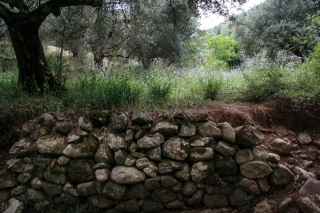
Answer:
110, 113, 128, 130
151, 187, 176, 202
215, 141, 237, 157
38, 113, 55, 127
137, 133, 164, 149
0, 172, 18, 189
36, 137, 65, 155
110, 166, 146, 184
235, 149, 255, 164
197, 121, 222, 139
158, 159, 184, 174
68, 159, 95, 183
107, 134, 126, 151
191, 161, 215, 182
235, 125, 264, 148
78, 117, 92, 132
123, 183, 150, 200
95, 141, 115, 164
9, 138, 36, 157
55, 122, 72, 135
240, 161, 273, 179
269, 138, 292, 154
237, 177, 260, 196
269, 164, 295, 185
63, 142, 94, 158
189, 147, 214, 161
229, 188, 249, 207
215, 155, 237, 176
132, 109, 152, 124
218, 122, 236, 143
162, 137, 190, 161
103, 180, 126, 200
180, 122, 196, 137
152, 122, 178, 137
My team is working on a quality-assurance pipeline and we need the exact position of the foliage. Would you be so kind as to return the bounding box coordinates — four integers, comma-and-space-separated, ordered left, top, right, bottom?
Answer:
200, 72, 223, 100
207, 35, 241, 69
212, 21, 234, 36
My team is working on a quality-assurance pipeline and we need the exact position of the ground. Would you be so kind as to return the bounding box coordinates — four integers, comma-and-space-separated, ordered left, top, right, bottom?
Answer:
2, 99, 320, 213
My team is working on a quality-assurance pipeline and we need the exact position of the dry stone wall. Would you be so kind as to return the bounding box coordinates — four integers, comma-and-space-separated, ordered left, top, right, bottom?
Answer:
1, 109, 295, 212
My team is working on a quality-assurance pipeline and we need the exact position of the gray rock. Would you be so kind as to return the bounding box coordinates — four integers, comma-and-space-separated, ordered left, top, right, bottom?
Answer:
188, 189, 204, 205
30, 126, 49, 141
111, 113, 128, 130
42, 181, 63, 196
143, 161, 158, 178
63, 142, 94, 158
299, 178, 320, 195
131, 152, 145, 159
132, 109, 152, 124
95, 141, 115, 164
237, 177, 260, 195
269, 138, 292, 154
26, 188, 46, 201
160, 175, 177, 187
63, 182, 79, 197
298, 133, 312, 145
115, 199, 140, 212
171, 181, 182, 192
9, 138, 36, 157
175, 163, 191, 181
182, 181, 198, 196
257, 177, 270, 193
137, 133, 164, 149
215, 141, 236, 156
298, 197, 320, 213
203, 194, 228, 207
3, 198, 22, 213
278, 198, 293, 213
136, 158, 150, 169
110, 166, 146, 184
68, 159, 95, 183
190, 147, 214, 161
235, 149, 255, 164
235, 125, 264, 148
77, 181, 98, 196
44, 166, 66, 185
31, 177, 42, 189
294, 167, 316, 180
114, 149, 126, 165
240, 161, 273, 179
55, 122, 72, 135
123, 183, 150, 200
17, 172, 33, 183
128, 142, 137, 153
158, 159, 184, 174
215, 155, 237, 176
190, 137, 213, 147
228, 188, 249, 207
218, 122, 236, 143
144, 177, 161, 191
103, 180, 126, 200
6, 159, 24, 172
142, 199, 164, 212
124, 155, 137, 167
269, 164, 294, 185
11, 184, 28, 196
191, 161, 215, 182
107, 134, 126, 151
145, 146, 161, 161
36, 137, 65, 155
205, 182, 233, 195
253, 199, 272, 213
266, 153, 281, 163
134, 130, 146, 140
57, 156, 71, 166
151, 186, 176, 202
66, 134, 80, 143
61, 192, 82, 205
180, 122, 196, 137
162, 137, 190, 161
166, 199, 185, 209
78, 116, 92, 132
152, 122, 178, 136
197, 121, 222, 139
95, 169, 109, 182
88, 195, 113, 209
39, 113, 55, 127
126, 129, 134, 143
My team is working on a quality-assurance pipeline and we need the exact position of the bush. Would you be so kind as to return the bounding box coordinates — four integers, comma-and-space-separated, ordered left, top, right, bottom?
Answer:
200, 72, 223, 100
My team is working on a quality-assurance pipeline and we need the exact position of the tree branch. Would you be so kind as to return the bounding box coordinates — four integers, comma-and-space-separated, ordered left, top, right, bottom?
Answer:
0, 0, 29, 12
105, 46, 141, 58
0, 3, 13, 23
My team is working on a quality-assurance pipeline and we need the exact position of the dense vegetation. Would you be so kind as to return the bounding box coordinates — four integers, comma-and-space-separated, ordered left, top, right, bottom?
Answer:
1, 0, 320, 137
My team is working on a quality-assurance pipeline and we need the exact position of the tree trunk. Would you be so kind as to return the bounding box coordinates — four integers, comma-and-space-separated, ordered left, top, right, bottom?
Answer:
93, 52, 104, 68
8, 24, 58, 93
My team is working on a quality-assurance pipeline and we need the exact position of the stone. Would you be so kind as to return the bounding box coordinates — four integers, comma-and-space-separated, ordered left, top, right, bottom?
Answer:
55, 122, 72, 135
158, 159, 184, 174
111, 113, 128, 130
39, 113, 55, 127
298, 133, 312, 145
215, 141, 236, 156
44, 166, 66, 185
3, 198, 22, 213
142, 199, 164, 212
17, 172, 33, 183
190, 137, 213, 147
279, 198, 293, 213
299, 178, 320, 195
162, 137, 190, 161
229, 188, 249, 207
240, 161, 273, 179
114, 149, 126, 165
188, 190, 204, 205
145, 146, 161, 161
204, 173, 221, 185
257, 177, 270, 193
115, 199, 140, 212
182, 181, 198, 196
93, 162, 112, 170
31, 177, 42, 189
68, 159, 95, 183
143, 161, 158, 178
126, 130, 134, 143
103, 180, 126, 200
137, 133, 164, 149
11, 184, 28, 196
175, 163, 191, 181
63, 182, 79, 197
134, 130, 146, 140
237, 177, 260, 196
36, 137, 65, 155
67, 134, 80, 143
110, 166, 146, 184
215, 155, 237, 176
124, 155, 137, 167
95, 141, 115, 164
235, 149, 255, 165
0, 189, 11, 203
57, 155, 71, 166
294, 167, 316, 180
205, 182, 233, 195
42, 181, 63, 196
123, 183, 150, 200
269, 138, 292, 154
132, 109, 152, 124
171, 181, 182, 192
161, 175, 177, 187
26, 188, 46, 201
190, 147, 214, 161
61, 192, 82, 205
144, 177, 161, 190
151, 187, 176, 202
6, 159, 24, 172
131, 152, 145, 158
88, 195, 113, 209
9, 138, 36, 157
253, 199, 272, 213
166, 199, 185, 209
180, 122, 196, 137
77, 181, 98, 196
298, 197, 320, 213
191, 161, 215, 182
218, 122, 236, 143
222, 176, 239, 183
136, 158, 150, 169
106, 134, 126, 151
30, 126, 48, 141
78, 116, 92, 132
63, 142, 94, 158
203, 194, 228, 207
141, 123, 152, 130
197, 121, 222, 139
152, 122, 178, 136
95, 169, 109, 182
269, 164, 295, 185
266, 153, 280, 163
21, 125, 31, 137
235, 125, 264, 148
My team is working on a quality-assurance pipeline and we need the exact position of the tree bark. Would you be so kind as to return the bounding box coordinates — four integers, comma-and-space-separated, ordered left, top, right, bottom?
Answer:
93, 52, 104, 68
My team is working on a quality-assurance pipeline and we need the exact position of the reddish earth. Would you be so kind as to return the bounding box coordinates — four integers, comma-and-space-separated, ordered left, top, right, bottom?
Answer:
2, 99, 320, 213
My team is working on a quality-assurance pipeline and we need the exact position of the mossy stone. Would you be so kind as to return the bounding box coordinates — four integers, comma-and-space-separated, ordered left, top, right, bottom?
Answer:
68, 159, 95, 182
